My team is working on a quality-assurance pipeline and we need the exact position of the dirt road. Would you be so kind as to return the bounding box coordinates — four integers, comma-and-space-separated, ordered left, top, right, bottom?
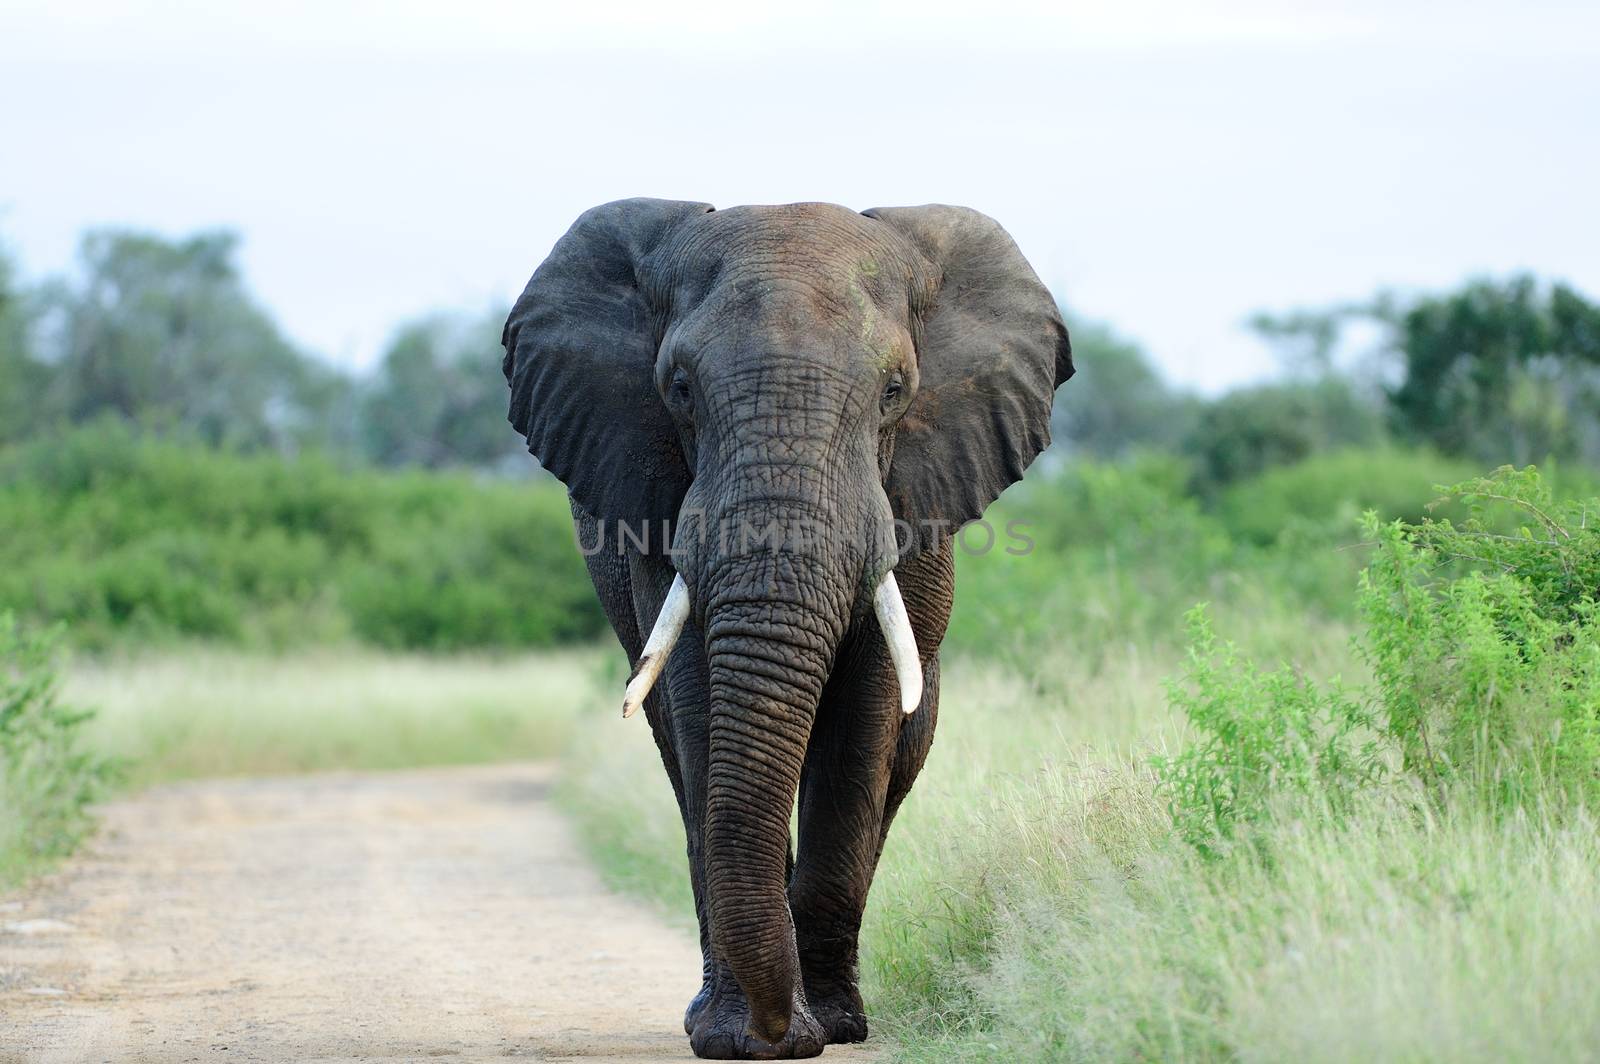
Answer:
0, 764, 876, 1063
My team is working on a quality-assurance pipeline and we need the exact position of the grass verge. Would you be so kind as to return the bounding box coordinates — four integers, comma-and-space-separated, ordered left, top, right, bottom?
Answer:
66, 644, 603, 785
5, 639, 604, 887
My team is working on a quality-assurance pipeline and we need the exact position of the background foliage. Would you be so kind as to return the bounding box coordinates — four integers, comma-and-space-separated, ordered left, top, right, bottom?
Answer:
0, 421, 602, 650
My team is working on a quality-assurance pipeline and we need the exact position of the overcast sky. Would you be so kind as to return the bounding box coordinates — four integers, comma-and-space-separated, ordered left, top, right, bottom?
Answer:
2, 1, 1597, 392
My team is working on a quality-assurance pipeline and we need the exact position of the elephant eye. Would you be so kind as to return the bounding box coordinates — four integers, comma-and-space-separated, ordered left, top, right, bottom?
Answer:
670, 367, 692, 404
881, 372, 905, 409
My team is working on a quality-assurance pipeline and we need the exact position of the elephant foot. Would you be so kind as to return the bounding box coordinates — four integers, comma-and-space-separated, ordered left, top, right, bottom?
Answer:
688, 983, 825, 1060
684, 972, 715, 1035
803, 977, 867, 1044
809, 996, 867, 1044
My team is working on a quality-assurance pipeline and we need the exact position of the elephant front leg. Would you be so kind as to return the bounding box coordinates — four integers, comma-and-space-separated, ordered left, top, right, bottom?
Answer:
652, 630, 721, 1039
786, 656, 903, 1044
651, 624, 810, 1055
622, 553, 724, 1041
789, 640, 942, 1045
636, 595, 817, 1058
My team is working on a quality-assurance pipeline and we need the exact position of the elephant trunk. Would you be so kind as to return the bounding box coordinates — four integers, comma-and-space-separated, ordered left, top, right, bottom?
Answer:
698, 510, 856, 1045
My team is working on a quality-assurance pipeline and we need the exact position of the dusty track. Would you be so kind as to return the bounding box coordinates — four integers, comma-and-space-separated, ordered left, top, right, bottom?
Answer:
0, 764, 875, 1063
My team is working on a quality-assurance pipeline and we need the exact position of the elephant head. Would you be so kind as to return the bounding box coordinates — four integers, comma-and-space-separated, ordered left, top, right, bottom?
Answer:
503, 199, 1070, 1043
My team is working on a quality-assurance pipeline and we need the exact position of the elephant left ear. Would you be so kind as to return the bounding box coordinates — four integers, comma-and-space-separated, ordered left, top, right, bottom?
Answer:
863, 205, 1074, 554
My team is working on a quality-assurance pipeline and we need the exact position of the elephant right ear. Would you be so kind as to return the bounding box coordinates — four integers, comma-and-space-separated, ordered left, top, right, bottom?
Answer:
503, 198, 714, 530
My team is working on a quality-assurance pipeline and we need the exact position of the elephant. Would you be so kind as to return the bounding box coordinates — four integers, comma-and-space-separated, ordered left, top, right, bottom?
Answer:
502, 199, 1071, 1059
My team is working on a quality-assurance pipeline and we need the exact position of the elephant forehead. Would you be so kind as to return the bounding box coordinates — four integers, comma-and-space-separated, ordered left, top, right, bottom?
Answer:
667, 279, 915, 381
663, 203, 926, 304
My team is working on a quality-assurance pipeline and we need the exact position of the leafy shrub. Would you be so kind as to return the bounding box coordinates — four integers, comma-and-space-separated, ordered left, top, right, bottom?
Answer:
1005, 453, 1222, 556
1160, 466, 1600, 847
948, 458, 1231, 681
1185, 376, 1386, 495
1154, 607, 1383, 853
950, 455, 1360, 672
341, 482, 601, 650
1361, 469, 1600, 803
0, 612, 110, 884
1215, 446, 1478, 547
0, 422, 604, 650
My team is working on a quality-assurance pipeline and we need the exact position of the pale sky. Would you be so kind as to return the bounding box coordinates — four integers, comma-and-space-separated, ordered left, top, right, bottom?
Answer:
2, 1, 1597, 391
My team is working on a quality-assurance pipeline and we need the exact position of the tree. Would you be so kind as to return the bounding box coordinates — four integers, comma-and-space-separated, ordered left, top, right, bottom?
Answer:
1385, 276, 1600, 466
1247, 306, 1356, 379
33, 230, 353, 452
1051, 317, 1201, 459
0, 243, 49, 445
1185, 377, 1386, 495
361, 308, 523, 469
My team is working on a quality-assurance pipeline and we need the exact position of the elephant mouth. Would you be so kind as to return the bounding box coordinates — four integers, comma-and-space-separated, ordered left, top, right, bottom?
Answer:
619, 570, 922, 719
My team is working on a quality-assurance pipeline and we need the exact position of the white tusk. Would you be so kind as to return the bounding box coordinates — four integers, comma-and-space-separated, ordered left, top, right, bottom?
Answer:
622, 574, 691, 719
873, 571, 923, 714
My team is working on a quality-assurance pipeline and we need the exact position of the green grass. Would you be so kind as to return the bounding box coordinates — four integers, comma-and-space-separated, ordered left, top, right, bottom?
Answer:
886, 780, 1600, 1062
65, 644, 603, 785
561, 697, 700, 921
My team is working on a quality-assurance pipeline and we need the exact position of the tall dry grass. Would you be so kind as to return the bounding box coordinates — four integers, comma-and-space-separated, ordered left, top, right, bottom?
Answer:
67, 645, 601, 784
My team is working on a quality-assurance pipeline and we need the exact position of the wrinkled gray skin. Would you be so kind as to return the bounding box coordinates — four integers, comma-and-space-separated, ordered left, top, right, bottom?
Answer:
504, 200, 1071, 1059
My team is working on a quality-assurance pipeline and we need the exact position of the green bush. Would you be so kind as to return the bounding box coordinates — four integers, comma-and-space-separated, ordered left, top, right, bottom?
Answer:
1154, 607, 1382, 853
1159, 466, 1600, 848
1361, 469, 1600, 804
340, 482, 601, 651
0, 613, 110, 884
1214, 446, 1478, 547
1185, 376, 1386, 495
0, 422, 604, 650
950, 457, 1234, 662
949, 454, 1363, 673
